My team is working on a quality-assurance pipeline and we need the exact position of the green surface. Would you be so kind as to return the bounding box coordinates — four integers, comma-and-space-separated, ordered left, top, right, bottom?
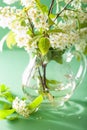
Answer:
0, 49, 87, 130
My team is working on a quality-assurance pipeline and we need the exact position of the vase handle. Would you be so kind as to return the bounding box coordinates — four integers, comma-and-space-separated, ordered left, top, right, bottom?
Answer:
73, 51, 86, 87
66, 50, 86, 87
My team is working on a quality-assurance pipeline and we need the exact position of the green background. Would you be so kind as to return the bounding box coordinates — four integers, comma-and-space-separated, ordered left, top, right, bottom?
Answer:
0, 0, 87, 130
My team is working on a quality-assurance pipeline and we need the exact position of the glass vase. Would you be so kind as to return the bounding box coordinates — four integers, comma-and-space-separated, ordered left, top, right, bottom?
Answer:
22, 49, 86, 110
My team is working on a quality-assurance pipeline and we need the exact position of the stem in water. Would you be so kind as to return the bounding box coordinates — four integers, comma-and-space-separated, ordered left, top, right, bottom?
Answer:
42, 64, 49, 92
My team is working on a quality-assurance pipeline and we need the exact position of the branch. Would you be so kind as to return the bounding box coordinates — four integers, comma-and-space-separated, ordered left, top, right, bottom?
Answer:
25, 11, 35, 36
48, 0, 55, 16
42, 64, 48, 91
28, 17, 34, 35
54, 0, 73, 21
38, 68, 45, 91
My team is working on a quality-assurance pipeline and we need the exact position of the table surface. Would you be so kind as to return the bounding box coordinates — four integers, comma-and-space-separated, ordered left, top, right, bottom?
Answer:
0, 49, 87, 130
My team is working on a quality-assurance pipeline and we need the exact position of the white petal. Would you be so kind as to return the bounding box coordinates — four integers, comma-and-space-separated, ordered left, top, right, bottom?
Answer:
3, 0, 18, 5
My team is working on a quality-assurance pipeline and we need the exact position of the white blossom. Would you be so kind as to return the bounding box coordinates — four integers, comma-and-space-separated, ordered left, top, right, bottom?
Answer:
27, 5, 49, 30
12, 97, 30, 117
0, 6, 16, 28
58, 20, 77, 32
3, 0, 19, 5
0, 0, 87, 53
49, 32, 79, 50
71, 0, 82, 9
75, 39, 86, 52
75, 28, 87, 52
21, 0, 35, 7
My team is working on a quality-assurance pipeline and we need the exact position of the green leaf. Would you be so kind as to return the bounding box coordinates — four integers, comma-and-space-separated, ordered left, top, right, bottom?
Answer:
76, 17, 81, 32
4, 92, 14, 102
84, 45, 87, 55
49, 13, 56, 19
0, 109, 15, 120
38, 37, 50, 55
80, 21, 87, 29
0, 84, 14, 102
6, 113, 19, 120
28, 34, 42, 45
48, 17, 54, 26
28, 95, 43, 110
47, 28, 64, 34
47, 49, 65, 64
52, 55, 63, 64
6, 31, 16, 48
74, 52, 81, 61
47, 79, 61, 85
0, 84, 8, 93
20, 20, 26, 27
35, 0, 48, 13
63, 14, 68, 20
0, 98, 11, 109
27, 29, 33, 36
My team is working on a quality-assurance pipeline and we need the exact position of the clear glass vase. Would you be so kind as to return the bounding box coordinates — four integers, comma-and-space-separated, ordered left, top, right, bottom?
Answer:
22, 49, 86, 110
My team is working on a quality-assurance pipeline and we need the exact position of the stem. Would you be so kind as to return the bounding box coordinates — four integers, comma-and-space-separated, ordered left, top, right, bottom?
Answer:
38, 63, 49, 93
38, 68, 45, 91
54, 0, 73, 21
28, 17, 34, 35
48, 0, 55, 16
65, 8, 77, 12
42, 64, 49, 92
25, 11, 35, 36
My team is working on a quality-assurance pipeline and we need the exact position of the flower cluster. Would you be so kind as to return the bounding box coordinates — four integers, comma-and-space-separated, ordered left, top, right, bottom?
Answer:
0, 0, 87, 55
12, 97, 30, 118
0, 84, 43, 119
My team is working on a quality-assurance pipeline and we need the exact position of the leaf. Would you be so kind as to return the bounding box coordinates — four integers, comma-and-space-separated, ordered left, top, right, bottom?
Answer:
51, 49, 65, 64
28, 34, 42, 45
27, 29, 33, 36
52, 55, 63, 64
20, 20, 26, 27
6, 113, 19, 120
28, 95, 43, 110
74, 51, 81, 61
47, 79, 61, 85
0, 84, 8, 93
48, 17, 54, 26
80, 21, 87, 29
0, 84, 14, 102
47, 49, 65, 64
35, 0, 48, 13
47, 28, 64, 34
38, 37, 50, 55
4, 92, 14, 102
0, 98, 11, 109
49, 13, 56, 19
76, 17, 81, 32
6, 31, 16, 48
0, 109, 15, 120
63, 14, 68, 20
84, 45, 87, 55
